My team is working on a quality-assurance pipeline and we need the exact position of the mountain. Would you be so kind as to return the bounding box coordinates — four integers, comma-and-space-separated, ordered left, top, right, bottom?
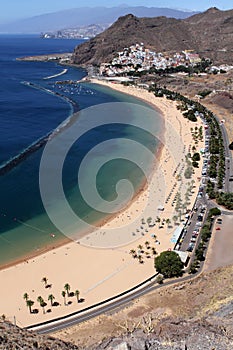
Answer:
184, 7, 233, 64
73, 8, 233, 66
0, 6, 197, 34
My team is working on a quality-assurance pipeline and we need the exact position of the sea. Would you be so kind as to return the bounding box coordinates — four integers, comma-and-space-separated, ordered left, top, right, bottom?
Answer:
0, 35, 163, 266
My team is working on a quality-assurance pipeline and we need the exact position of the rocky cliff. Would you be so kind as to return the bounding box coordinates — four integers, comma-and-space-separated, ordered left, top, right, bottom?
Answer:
0, 320, 78, 349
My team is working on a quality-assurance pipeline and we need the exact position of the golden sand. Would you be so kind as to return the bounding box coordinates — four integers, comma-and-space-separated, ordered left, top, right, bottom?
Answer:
0, 81, 204, 327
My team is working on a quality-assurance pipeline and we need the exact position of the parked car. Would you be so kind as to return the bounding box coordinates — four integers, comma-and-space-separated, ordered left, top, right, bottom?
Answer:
187, 243, 195, 252
196, 222, 202, 227
193, 227, 200, 233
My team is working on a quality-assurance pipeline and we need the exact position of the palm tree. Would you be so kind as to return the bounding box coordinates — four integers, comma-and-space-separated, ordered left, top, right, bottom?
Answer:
23, 293, 29, 303
129, 249, 137, 258
62, 290, 66, 305
173, 215, 178, 225
145, 241, 150, 249
147, 217, 152, 226
37, 296, 45, 314
64, 283, 71, 297
165, 218, 171, 228
182, 203, 187, 214
41, 277, 48, 288
75, 290, 80, 303
48, 294, 55, 307
138, 255, 144, 264
151, 247, 157, 256
26, 300, 34, 314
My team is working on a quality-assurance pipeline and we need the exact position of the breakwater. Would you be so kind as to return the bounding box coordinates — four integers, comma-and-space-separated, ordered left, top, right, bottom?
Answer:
0, 134, 50, 176
22, 81, 79, 113
0, 81, 79, 176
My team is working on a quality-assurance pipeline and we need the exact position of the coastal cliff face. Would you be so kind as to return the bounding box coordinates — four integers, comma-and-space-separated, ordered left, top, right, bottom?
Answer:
73, 8, 233, 66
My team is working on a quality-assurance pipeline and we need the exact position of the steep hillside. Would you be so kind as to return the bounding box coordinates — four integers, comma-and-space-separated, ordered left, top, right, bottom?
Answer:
73, 14, 192, 65
0, 320, 78, 349
73, 8, 233, 65
184, 7, 233, 63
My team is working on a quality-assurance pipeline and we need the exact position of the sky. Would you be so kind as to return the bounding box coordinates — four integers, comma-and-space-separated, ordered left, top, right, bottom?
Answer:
1, 0, 232, 23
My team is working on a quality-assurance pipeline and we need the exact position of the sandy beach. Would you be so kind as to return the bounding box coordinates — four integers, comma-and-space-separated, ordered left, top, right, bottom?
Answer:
0, 81, 204, 327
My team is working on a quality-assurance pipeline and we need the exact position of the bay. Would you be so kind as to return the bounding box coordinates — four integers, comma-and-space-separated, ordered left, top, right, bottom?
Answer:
0, 35, 163, 266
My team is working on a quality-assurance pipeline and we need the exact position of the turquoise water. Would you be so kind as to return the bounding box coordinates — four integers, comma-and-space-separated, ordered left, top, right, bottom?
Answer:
0, 84, 163, 266
0, 37, 163, 266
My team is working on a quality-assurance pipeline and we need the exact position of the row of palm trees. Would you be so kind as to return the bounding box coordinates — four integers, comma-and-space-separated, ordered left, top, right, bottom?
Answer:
191, 126, 203, 143
23, 279, 81, 315
164, 86, 225, 192
129, 240, 157, 264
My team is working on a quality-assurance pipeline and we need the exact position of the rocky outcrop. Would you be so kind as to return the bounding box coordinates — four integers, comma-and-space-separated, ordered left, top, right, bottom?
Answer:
93, 315, 233, 350
0, 320, 78, 349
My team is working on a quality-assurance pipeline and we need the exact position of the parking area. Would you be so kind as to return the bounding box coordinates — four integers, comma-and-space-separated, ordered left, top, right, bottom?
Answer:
204, 214, 233, 271
177, 201, 207, 255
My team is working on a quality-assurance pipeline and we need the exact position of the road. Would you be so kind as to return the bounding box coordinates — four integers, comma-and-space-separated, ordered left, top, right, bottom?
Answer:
27, 271, 200, 335
219, 121, 233, 192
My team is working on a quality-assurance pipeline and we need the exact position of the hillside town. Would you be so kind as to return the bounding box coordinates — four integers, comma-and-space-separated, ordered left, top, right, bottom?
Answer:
100, 43, 203, 76
41, 24, 109, 40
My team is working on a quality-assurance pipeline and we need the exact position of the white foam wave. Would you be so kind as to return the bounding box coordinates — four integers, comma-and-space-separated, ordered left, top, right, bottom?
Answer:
43, 68, 68, 80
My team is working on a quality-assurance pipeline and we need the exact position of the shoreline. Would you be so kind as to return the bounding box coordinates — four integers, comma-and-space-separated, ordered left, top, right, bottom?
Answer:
0, 77, 164, 267
0, 236, 71, 271
0, 81, 204, 327
0, 143, 163, 270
